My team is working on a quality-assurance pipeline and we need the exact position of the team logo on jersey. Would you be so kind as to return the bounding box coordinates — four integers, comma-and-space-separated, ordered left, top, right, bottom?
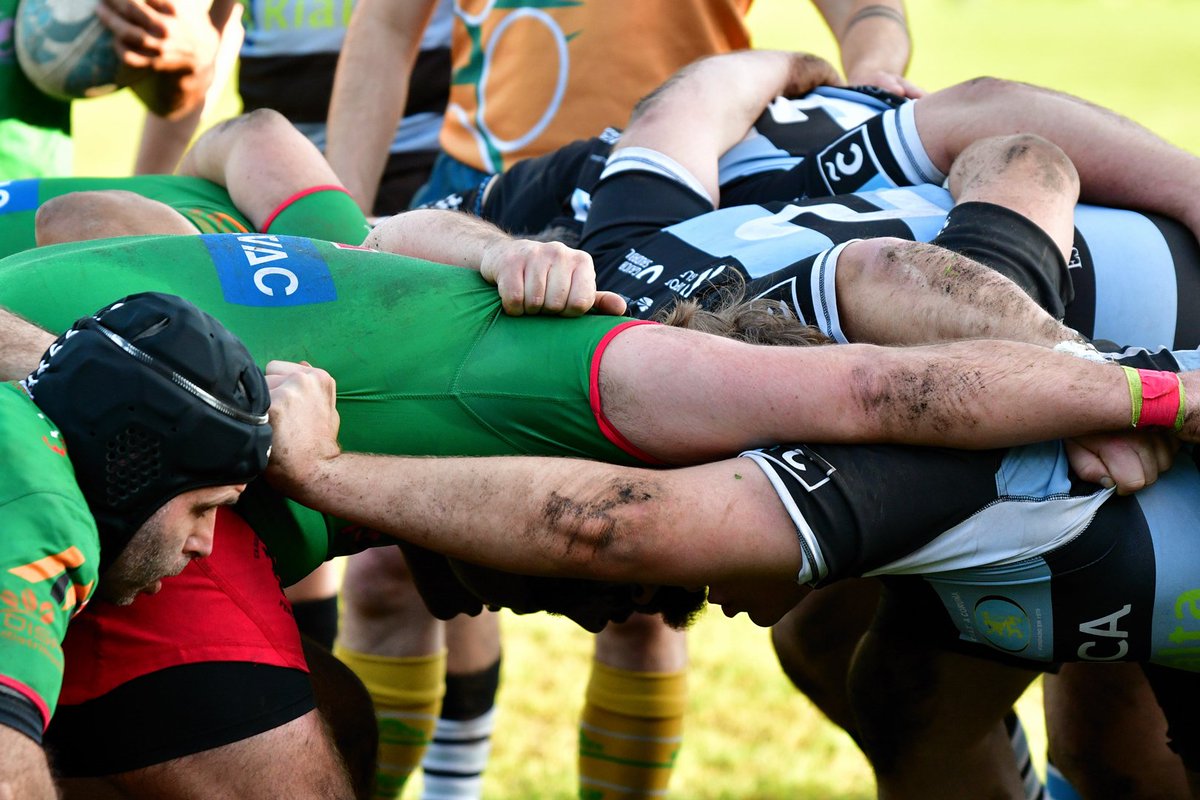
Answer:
427, 192, 465, 211
667, 265, 727, 299
1, 588, 66, 672
570, 188, 592, 223
751, 445, 837, 493
631, 296, 654, 315
1067, 246, 1083, 270
815, 128, 885, 194
617, 249, 664, 284
973, 596, 1031, 653
204, 234, 337, 307
0, 179, 39, 215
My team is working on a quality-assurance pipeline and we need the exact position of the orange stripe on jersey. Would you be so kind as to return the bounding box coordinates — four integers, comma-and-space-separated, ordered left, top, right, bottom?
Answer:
183, 208, 251, 234
8, 546, 86, 583
62, 579, 95, 613
209, 211, 250, 233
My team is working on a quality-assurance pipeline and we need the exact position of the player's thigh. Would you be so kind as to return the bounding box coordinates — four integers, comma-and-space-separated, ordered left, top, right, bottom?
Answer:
848, 582, 1039, 761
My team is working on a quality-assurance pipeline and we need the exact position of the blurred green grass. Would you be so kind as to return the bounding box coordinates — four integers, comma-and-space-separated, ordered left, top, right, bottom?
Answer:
65, 2, 1193, 796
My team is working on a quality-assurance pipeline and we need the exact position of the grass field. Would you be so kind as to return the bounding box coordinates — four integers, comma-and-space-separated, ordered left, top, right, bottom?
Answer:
63, 2, 1199, 796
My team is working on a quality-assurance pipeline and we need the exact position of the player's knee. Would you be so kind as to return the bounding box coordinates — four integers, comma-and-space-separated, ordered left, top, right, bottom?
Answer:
838, 237, 922, 291
596, 611, 688, 666
232, 106, 288, 131
340, 547, 423, 618
846, 632, 938, 771
212, 107, 292, 146
955, 133, 1079, 194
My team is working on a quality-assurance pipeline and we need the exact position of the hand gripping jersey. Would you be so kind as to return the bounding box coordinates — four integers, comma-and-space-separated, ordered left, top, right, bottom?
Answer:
0, 233, 642, 462
0, 230, 654, 536
0, 174, 371, 258
455, 86, 1200, 345
741, 345, 1200, 671
0, 382, 98, 737
749, 436, 1200, 670
0, 233, 649, 579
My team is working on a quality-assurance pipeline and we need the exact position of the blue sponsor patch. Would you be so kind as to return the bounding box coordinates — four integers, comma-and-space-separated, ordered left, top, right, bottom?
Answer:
203, 233, 336, 306
0, 179, 40, 215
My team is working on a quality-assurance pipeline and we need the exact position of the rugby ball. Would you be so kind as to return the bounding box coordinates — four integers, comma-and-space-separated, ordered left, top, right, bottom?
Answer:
14, 0, 120, 100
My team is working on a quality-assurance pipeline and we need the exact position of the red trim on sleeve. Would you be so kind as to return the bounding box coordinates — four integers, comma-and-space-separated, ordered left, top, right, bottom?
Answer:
589, 320, 665, 465
261, 185, 352, 233
0, 675, 51, 732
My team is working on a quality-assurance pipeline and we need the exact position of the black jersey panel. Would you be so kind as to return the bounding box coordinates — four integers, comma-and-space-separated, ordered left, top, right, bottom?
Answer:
482, 137, 612, 236
932, 202, 1073, 318
749, 443, 1006, 583
1044, 496, 1157, 664
1152, 214, 1200, 349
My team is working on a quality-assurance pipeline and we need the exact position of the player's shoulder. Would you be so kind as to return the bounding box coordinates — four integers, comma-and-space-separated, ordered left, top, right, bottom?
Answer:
0, 383, 89, 513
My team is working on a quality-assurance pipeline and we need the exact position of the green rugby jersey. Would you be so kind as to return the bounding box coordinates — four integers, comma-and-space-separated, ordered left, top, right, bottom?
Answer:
0, 175, 370, 257
0, 233, 643, 580
0, 176, 254, 256
0, 382, 99, 728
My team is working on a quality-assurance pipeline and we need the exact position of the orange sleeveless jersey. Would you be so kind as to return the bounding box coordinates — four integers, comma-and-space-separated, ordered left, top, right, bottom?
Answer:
440, 0, 753, 173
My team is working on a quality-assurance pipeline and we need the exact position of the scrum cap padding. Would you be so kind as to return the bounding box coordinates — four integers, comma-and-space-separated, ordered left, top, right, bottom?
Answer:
23, 293, 271, 573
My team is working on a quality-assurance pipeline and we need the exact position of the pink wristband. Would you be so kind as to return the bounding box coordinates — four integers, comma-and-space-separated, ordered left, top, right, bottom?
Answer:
1136, 369, 1182, 428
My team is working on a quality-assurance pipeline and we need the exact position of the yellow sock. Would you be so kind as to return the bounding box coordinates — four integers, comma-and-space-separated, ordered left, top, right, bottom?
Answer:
578, 660, 687, 799
334, 645, 446, 800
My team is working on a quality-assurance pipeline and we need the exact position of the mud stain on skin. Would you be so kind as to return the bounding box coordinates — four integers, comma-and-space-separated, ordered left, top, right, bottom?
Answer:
883, 242, 1069, 345
852, 360, 992, 432
535, 479, 657, 558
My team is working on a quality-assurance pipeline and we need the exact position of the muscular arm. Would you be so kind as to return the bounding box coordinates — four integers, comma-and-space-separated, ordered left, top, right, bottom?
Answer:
264, 363, 800, 586
262, 351, 1194, 592
811, 0, 919, 96
597, 325, 1200, 460
0, 308, 53, 380
266, 332, 1200, 571
365, 209, 519, 268
327, 0, 440, 212
617, 50, 842, 203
